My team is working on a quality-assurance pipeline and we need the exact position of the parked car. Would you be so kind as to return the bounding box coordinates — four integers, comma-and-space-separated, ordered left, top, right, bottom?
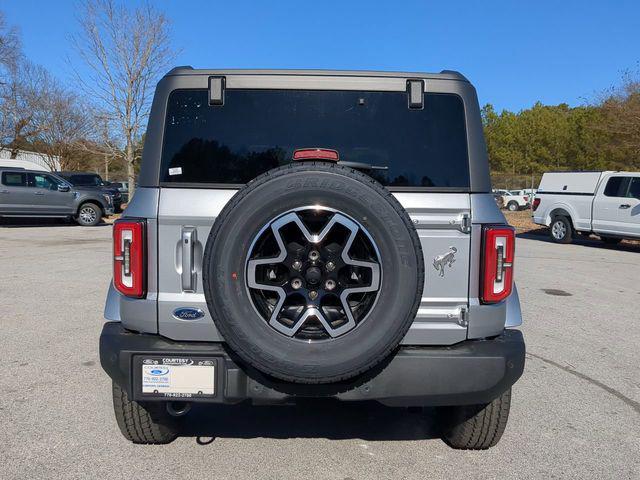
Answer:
108, 181, 130, 203
57, 171, 123, 212
0, 168, 114, 226
533, 171, 640, 244
501, 191, 530, 211
99, 67, 525, 449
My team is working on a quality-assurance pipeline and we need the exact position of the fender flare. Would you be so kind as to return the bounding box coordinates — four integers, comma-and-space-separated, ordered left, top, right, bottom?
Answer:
543, 201, 578, 228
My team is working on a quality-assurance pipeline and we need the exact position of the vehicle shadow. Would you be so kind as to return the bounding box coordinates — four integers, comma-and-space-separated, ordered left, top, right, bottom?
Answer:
517, 231, 640, 253
0, 218, 111, 228
180, 400, 442, 443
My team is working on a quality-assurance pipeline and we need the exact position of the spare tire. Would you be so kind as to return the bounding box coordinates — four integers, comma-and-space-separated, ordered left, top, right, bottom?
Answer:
203, 162, 424, 384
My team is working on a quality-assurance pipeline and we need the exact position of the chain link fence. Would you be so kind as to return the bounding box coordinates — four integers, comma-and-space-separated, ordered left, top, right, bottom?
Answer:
490, 173, 543, 191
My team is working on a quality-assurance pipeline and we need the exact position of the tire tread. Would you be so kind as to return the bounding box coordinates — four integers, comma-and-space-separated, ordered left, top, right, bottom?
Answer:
111, 382, 178, 444
442, 388, 511, 450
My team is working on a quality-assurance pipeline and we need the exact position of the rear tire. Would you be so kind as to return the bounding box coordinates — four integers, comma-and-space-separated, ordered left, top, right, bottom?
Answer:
507, 201, 519, 212
549, 216, 572, 244
112, 382, 180, 444
441, 388, 512, 450
75, 203, 102, 226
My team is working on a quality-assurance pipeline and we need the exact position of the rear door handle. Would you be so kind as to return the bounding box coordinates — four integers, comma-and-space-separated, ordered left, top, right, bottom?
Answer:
181, 227, 197, 292
619, 204, 631, 209
0, 189, 9, 194
34, 191, 45, 196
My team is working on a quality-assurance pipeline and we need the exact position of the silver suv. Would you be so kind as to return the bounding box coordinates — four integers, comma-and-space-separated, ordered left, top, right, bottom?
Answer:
99, 68, 525, 449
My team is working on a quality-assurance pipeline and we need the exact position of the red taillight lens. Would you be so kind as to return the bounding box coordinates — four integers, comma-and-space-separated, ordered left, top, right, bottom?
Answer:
113, 219, 146, 298
524, 195, 529, 202
292, 148, 339, 161
481, 226, 515, 304
532, 198, 541, 211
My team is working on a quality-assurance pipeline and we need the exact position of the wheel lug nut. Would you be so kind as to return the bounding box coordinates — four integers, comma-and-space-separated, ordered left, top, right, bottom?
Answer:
309, 290, 318, 300
291, 278, 303, 290
325, 279, 336, 291
292, 260, 302, 271
308, 250, 320, 262
326, 261, 335, 272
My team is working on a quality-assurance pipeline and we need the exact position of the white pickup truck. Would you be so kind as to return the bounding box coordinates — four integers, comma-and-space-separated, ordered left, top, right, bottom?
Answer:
494, 190, 530, 211
532, 171, 640, 244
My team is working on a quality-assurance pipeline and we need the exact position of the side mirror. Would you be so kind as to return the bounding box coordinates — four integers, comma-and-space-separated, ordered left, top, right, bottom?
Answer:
58, 184, 70, 192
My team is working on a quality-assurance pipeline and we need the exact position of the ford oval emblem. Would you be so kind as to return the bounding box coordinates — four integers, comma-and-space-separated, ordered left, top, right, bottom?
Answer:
172, 307, 205, 321
149, 368, 170, 375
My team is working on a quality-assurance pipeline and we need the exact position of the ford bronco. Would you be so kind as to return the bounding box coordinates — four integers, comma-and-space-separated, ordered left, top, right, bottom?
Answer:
99, 68, 525, 449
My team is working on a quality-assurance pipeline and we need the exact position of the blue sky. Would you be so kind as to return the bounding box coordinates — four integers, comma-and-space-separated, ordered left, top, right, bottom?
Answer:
2, 0, 638, 112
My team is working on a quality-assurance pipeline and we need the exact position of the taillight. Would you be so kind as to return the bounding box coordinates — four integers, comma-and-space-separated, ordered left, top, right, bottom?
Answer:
532, 198, 541, 211
524, 195, 529, 202
481, 226, 515, 304
113, 219, 146, 298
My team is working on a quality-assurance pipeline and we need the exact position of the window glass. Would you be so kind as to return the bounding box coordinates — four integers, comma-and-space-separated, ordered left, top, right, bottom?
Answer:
30, 173, 59, 190
161, 89, 470, 188
67, 174, 103, 186
2, 172, 26, 187
604, 177, 631, 197
627, 177, 640, 200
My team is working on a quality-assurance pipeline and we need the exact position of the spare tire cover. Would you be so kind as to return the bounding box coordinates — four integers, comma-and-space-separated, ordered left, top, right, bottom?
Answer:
203, 162, 424, 384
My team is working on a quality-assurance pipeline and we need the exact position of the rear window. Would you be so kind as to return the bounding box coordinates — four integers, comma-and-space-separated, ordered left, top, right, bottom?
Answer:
160, 89, 469, 189
2, 172, 26, 187
65, 174, 103, 186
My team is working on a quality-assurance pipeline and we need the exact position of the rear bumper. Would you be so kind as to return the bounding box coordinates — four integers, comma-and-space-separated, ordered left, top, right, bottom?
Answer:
99, 322, 525, 407
532, 214, 548, 226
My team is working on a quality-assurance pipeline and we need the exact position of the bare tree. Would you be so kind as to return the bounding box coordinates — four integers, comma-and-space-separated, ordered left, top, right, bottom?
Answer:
38, 88, 91, 170
72, 0, 176, 196
0, 11, 20, 77
0, 59, 57, 157
598, 69, 640, 169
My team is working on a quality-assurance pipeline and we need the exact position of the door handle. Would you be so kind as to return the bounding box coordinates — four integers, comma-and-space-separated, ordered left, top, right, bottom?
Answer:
181, 227, 197, 292
619, 204, 631, 209
34, 191, 45, 196
0, 189, 9, 194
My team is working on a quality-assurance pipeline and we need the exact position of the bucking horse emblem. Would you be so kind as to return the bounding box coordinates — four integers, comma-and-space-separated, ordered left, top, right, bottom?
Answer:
433, 246, 457, 278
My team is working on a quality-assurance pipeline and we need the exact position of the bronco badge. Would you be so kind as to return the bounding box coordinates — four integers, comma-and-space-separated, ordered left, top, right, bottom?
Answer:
433, 246, 457, 277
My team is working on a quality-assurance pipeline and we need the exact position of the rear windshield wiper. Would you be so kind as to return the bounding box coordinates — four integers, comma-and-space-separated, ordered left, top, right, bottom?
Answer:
337, 161, 388, 171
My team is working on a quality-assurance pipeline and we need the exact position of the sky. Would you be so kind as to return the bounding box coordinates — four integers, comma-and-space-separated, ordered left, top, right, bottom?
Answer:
2, 0, 639, 112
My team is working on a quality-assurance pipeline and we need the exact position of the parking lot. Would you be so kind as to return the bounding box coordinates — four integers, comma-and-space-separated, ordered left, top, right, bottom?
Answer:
1, 222, 639, 480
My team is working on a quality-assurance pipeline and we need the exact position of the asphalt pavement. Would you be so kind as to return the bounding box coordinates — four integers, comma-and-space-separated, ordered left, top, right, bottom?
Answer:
1, 222, 639, 479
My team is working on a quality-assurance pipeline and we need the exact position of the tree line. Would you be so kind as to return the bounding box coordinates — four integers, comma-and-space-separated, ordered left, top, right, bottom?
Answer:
483, 69, 640, 188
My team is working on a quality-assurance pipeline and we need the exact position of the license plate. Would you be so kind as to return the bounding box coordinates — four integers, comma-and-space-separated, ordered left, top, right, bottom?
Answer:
140, 357, 216, 398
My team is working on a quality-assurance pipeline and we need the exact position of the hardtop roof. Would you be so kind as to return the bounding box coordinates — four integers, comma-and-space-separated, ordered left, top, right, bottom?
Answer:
164, 66, 469, 82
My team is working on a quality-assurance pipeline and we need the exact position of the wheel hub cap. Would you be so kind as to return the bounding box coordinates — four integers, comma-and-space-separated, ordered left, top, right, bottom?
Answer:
552, 221, 566, 239
304, 266, 322, 285
246, 207, 382, 340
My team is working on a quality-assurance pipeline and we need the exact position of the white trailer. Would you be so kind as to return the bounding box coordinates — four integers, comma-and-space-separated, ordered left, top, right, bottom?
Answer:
0, 149, 60, 171
532, 171, 640, 244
